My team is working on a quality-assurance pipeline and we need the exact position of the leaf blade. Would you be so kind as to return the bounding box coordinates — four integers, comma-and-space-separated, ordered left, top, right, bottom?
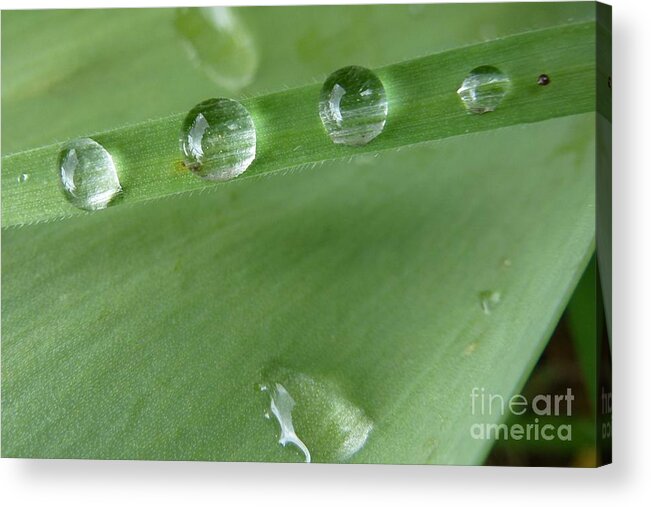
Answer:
2, 21, 596, 227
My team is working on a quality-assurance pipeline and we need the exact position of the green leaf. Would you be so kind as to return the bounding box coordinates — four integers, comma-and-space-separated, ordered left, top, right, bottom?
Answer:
2, 4, 598, 464
566, 257, 598, 407
3, 21, 596, 227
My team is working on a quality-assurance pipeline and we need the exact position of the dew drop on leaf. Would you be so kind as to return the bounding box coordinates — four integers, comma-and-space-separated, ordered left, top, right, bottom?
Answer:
58, 138, 121, 211
457, 66, 511, 114
260, 368, 374, 463
319, 65, 388, 146
179, 98, 256, 181
175, 7, 258, 91
479, 290, 502, 314
260, 382, 312, 463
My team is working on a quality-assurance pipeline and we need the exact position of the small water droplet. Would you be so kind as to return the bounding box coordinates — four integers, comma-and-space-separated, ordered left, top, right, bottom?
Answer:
18, 173, 29, 183
58, 138, 121, 211
501, 257, 512, 268
319, 65, 388, 146
457, 66, 510, 114
479, 290, 501, 314
537, 74, 551, 86
180, 98, 256, 181
175, 7, 258, 91
260, 368, 373, 463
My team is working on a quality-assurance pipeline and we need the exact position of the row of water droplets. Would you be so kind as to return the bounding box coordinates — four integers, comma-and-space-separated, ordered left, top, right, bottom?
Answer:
54, 59, 539, 211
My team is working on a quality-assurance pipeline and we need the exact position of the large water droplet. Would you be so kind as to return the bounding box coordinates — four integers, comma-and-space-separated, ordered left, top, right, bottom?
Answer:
319, 65, 388, 146
175, 7, 258, 91
180, 98, 256, 181
479, 290, 501, 314
260, 368, 373, 463
457, 66, 510, 114
58, 138, 121, 211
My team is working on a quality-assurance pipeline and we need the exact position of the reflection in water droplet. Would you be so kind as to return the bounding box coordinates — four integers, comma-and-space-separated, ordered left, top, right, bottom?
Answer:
260, 368, 373, 463
479, 290, 501, 314
260, 383, 312, 463
457, 66, 510, 114
175, 7, 258, 91
180, 98, 256, 181
319, 66, 388, 146
18, 173, 29, 183
58, 138, 121, 211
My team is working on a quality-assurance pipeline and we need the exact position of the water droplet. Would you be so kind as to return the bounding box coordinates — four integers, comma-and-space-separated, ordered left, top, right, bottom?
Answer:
501, 257, 512, 268
260, 383, 312, 463
180, 98, 256, 181
260, 368, 373, 463
319, 65, 388, 146
175, 7, 258, 91
18, 173, 29, 183
479, 290, 501, 314
58, 138, 121, 211
537, 74, 551, 86
457, 66, 510, 114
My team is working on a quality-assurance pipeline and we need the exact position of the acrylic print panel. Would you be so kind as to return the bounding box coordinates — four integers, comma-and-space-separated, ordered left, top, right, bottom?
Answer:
1, 3, 611, 466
